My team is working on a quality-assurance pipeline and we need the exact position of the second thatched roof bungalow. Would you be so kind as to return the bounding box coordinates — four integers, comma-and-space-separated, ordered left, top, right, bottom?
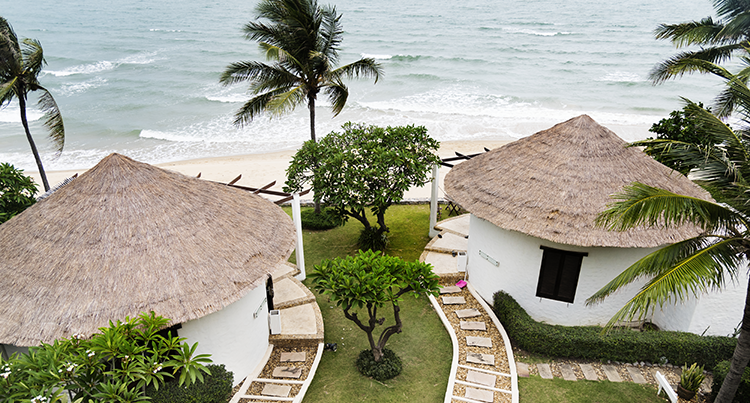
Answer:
444, 115, 747, 336
0, 153, 296, 382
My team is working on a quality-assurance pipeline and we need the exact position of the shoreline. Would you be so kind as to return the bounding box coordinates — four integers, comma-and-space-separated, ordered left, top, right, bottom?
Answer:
28, 139, 513, 200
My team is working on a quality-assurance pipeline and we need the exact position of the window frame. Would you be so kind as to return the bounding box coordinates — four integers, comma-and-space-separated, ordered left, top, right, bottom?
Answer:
535, 246, 588, 303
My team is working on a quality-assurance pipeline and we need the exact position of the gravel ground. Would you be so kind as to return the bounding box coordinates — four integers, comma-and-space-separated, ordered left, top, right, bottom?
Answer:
436, 281, 514, 403
232, 345, 319, 403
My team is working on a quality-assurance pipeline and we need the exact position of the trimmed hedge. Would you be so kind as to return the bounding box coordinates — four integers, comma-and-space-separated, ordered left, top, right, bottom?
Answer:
492, 291, 736, 368
147, 364, 233, 403
711, 361, 750, 402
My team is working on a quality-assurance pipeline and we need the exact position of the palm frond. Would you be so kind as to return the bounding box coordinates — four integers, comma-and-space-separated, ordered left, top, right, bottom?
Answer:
0, 78, 18, 105
329, 58, 383, 83
21, 38, 45, 79
323, 80, 347, 116
265, 84, 306, 116
654, 18, 725, 47
714, 0, 750, 19
36, 87, 65, 153
220, 61, 296, 87
719, 11, 750, 40
596, 182, 745, 232
0, 17, 20, 58
589, 236, 744, 329
650, 45, 741, 83
318, 4, 342, 63
232, 90, 277, 127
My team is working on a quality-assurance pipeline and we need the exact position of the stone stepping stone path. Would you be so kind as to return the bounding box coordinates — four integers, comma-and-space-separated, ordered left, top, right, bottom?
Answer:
580, 363, 599, 381
440, 285, 462, 294
442, 296, 466, 305
273, 366, 303, 378
466, 336, 492, 348
559, 364, 577, 381
626, 366, 647, 384
466, 387, 495, 403
537, 363, 554, 379
467, 370, 497, 387
602, 365, 622, 382
461, 321, 487, 331
467, 352, 495, 366
455, 308, 481, 318
280, 352, 306, 362
261, 383, 291, 397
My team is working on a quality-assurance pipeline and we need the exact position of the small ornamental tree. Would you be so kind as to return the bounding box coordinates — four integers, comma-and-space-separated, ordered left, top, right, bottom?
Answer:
644, 103, 717, 175
0, 312, 211, 403
285, 123, 440, 250
310, 250, 440, 368
0, 162, 37, 224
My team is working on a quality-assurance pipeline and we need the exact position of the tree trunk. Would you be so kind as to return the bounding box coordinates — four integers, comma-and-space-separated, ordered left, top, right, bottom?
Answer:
308, 92, 321, 213
714, 275, 750, 403
19, 92, 50, 192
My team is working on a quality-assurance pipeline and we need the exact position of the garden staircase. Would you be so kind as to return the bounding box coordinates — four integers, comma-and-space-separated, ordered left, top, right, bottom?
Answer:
229, 262, 324, 403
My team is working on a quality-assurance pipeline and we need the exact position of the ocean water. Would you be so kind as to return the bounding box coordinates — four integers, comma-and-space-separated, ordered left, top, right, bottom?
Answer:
0, 0, 722, 172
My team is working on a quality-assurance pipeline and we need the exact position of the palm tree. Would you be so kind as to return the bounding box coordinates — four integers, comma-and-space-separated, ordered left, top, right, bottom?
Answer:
588, 91, 750, 401
220, 0, 382, 143
651, 0, 750, 85
0, 17, 65, 192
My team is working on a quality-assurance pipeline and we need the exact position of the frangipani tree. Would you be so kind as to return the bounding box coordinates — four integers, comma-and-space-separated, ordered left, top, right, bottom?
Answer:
310, 250, 439, 369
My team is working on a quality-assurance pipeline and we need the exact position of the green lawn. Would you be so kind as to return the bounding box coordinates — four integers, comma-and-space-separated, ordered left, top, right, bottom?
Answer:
519, 376, 666, 403
283, 204, 666, 403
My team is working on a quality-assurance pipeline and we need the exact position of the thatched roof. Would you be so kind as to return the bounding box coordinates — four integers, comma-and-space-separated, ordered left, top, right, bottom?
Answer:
444, 115, 710, 248
0, 153, 296, 346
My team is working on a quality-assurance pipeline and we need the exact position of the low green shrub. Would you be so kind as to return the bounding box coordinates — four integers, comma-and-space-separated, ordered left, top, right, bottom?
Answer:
301, 207, 345, 230
358, 227, 389, 251
711, 360, 750, 402
147, 363, 234, 403
492, 291, 735, 368
356, 348, 402, 381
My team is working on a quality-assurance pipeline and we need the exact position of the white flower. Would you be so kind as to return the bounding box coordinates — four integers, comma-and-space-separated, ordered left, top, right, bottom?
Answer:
1, 371, 10, 379
86, 350, 95, 357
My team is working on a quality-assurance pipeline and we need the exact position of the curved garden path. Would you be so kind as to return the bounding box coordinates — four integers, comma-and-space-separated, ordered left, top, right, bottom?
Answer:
422, 214, 519, 403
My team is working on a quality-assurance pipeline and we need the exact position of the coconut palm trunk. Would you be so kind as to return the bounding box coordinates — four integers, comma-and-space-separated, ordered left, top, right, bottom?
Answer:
18, 91, 50, 191
715, 279, 750, 402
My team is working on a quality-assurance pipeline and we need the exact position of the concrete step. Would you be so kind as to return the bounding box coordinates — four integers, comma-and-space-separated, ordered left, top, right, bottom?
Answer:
425, 231, 468, 254
434, 213, 470, 237
420, 250, 460, 276
272, 261, 300, 280
269, 301, 324, 347
273, 276, 315, 310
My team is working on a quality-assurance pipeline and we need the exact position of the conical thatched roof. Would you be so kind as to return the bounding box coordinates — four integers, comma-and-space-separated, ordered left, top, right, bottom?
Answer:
0, 153, 296, 346
444, 115, 710, 248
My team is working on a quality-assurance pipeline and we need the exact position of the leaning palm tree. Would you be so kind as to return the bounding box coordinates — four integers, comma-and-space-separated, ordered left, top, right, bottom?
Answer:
0, 17, 64, 192
588, 90, 750, 401
220, 0, 382, 142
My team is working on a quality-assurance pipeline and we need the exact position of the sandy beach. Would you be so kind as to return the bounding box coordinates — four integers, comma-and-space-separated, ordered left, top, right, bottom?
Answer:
29, 139, 513, 202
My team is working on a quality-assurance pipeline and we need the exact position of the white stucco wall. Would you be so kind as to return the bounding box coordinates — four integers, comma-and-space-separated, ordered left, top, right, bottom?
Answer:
467, 214, 748, 335
651, 270, 748, 337
179, 283, 269, 385
467, 215, 658, 327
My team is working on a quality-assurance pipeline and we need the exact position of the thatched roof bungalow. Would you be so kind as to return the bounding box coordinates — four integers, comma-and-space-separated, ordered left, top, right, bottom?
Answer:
444, 115, 747, 335
0, 153, 295, 381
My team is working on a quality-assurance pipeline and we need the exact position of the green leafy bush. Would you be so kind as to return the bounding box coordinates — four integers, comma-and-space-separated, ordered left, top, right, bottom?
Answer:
356, 348, 402, 381
358, 226, 389, 251
493, 291, 735, 368
0, 162, 37, 224
711, 360, 750, 402
147, 363, 233, 403
301, 207, 344, 230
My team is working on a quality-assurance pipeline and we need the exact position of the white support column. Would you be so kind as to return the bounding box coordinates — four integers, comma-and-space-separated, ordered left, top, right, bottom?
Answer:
429, 164, 440, 238
292, 193, 306, 280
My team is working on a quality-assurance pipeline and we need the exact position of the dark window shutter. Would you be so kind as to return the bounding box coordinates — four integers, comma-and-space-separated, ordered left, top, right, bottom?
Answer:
536, 246, 586, 303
